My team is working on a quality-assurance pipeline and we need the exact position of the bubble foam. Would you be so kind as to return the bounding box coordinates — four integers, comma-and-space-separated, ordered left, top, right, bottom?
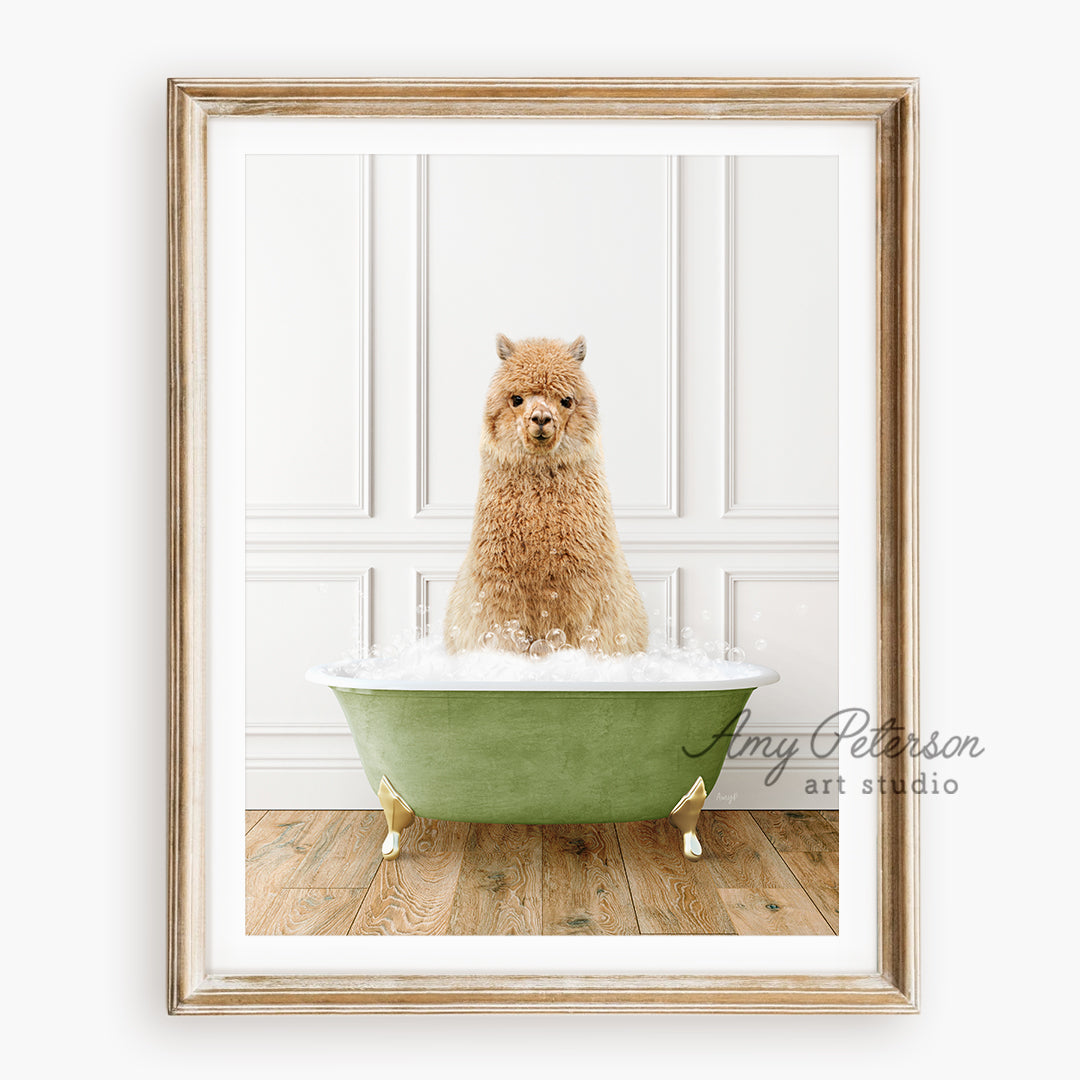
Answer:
312, 635, 778, 689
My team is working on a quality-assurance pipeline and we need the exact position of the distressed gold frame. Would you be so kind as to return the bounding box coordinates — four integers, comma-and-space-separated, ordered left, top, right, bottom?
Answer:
168, 78, 918, 1014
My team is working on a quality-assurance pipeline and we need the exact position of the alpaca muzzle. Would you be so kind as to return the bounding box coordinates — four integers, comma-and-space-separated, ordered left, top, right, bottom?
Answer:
528, 407, 555, 443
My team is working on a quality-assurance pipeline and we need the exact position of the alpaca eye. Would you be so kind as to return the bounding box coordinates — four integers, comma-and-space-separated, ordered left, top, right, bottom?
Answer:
511, 395, 523, 407
560, 397, 573, 409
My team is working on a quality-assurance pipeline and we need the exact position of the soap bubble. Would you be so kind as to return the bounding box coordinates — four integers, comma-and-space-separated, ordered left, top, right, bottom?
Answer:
540, 609, 550, 618
681, 626, 693, 641
506, 619, 521, 632
478, 589, 487, 600
614, 633, 628, 651
751, 610, 763, 622
549, 591, 559, 601
325, 626, 773, 687
754, 639, 768, 652
470, 601, 482, 614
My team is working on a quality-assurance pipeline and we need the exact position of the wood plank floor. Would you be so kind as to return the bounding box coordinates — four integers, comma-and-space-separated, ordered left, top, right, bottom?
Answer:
245, 809, 838, 936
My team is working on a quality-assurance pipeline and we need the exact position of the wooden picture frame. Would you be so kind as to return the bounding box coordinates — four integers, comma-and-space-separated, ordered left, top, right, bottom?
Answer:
168, 78, 918, 1013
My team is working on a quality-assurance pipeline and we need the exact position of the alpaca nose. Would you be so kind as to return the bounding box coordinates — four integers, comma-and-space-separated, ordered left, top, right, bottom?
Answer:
531, 410, 552, 428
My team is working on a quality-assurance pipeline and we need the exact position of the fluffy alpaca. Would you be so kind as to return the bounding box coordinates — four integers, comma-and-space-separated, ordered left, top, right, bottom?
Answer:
444, 334, 648, 655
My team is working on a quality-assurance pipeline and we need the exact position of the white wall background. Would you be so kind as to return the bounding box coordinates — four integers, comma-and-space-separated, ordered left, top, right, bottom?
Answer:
4, 0, 1075, 1074
244, 151, 839, 810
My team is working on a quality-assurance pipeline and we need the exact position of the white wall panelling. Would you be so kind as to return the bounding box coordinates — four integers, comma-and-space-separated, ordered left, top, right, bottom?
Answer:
245, 154, 372, 518
245, 567, 371, 728
415, 154, 679, 518
702, 568, 840, 809
413, 568, 459, 639
723, 569, 839, 726
246, 750, 371, 813
246, 153, 840, 811
708, 759, 841, 812
245, 566, 377, 809
724, 156, 839, 518
629, 567, 682, 646
246, 531, 840, 555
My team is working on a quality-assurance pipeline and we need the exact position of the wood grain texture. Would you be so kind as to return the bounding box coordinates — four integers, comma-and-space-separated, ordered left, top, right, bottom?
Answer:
351, 818, 470, 935
541, 823, 638, 935
243, 810, 837, 938
697, 811, 800, 889
179, 971, 917, 1013
780, 851, 840, 933
172, 78, 921, 122
245, 812, 385, 934
168, 75, 209, 1014
448, 824, 542, 936
719, 888, 834, 935
245, 810, 267, 834
750, 810, 840, 852
876, 78, 920, 1010
247, 889, 367, 936
245, 811, 327, 907
615, 818, 735, 935
288, 810, 385, 889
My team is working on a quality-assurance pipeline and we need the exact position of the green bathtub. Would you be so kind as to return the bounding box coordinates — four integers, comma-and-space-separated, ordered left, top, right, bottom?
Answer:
307, 665, 779, 860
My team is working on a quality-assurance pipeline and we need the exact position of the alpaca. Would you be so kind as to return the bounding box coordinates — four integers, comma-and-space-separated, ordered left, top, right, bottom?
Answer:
444, 334, 648, 655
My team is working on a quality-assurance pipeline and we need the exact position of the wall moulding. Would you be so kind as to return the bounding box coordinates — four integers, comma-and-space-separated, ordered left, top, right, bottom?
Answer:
413, 154, 681, 519
244, 530, 841, 555
245, 155, 373, 520
244, 566, 373, 658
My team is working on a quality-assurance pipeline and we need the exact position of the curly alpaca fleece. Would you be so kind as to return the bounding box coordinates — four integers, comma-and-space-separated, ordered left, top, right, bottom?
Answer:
444, 334, 648, 655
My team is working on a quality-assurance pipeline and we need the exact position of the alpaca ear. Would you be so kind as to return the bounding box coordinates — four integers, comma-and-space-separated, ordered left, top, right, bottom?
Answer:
495, 333, 515, 362
567, 335, 587, 364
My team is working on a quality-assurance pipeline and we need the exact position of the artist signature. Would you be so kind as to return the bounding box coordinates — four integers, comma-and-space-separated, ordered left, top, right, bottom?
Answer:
682, 708, 984, 786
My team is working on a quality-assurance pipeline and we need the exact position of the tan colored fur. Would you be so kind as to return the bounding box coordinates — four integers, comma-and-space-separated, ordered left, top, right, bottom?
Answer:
444, 334, 648, 655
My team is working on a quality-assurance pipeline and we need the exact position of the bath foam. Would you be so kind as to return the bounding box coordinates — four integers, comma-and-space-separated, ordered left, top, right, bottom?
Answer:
310, 635, 780, 692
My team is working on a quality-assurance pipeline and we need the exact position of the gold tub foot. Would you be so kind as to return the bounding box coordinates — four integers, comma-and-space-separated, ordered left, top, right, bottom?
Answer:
377, 776, 416, 861
669, 776, 707, 861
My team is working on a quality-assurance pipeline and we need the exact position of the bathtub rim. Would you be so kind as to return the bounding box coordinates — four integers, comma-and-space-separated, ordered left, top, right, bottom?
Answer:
305, 660, 780, 693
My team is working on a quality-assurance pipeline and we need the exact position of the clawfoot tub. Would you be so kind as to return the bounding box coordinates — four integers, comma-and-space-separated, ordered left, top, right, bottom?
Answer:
306, 665, 779, 861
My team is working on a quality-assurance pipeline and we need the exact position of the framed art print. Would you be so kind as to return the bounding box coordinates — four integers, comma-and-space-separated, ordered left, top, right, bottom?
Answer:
168, 78, 918, 1013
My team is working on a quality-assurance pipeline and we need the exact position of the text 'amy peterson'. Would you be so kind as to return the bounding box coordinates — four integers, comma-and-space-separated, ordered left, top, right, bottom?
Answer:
683, 709, 985, 786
